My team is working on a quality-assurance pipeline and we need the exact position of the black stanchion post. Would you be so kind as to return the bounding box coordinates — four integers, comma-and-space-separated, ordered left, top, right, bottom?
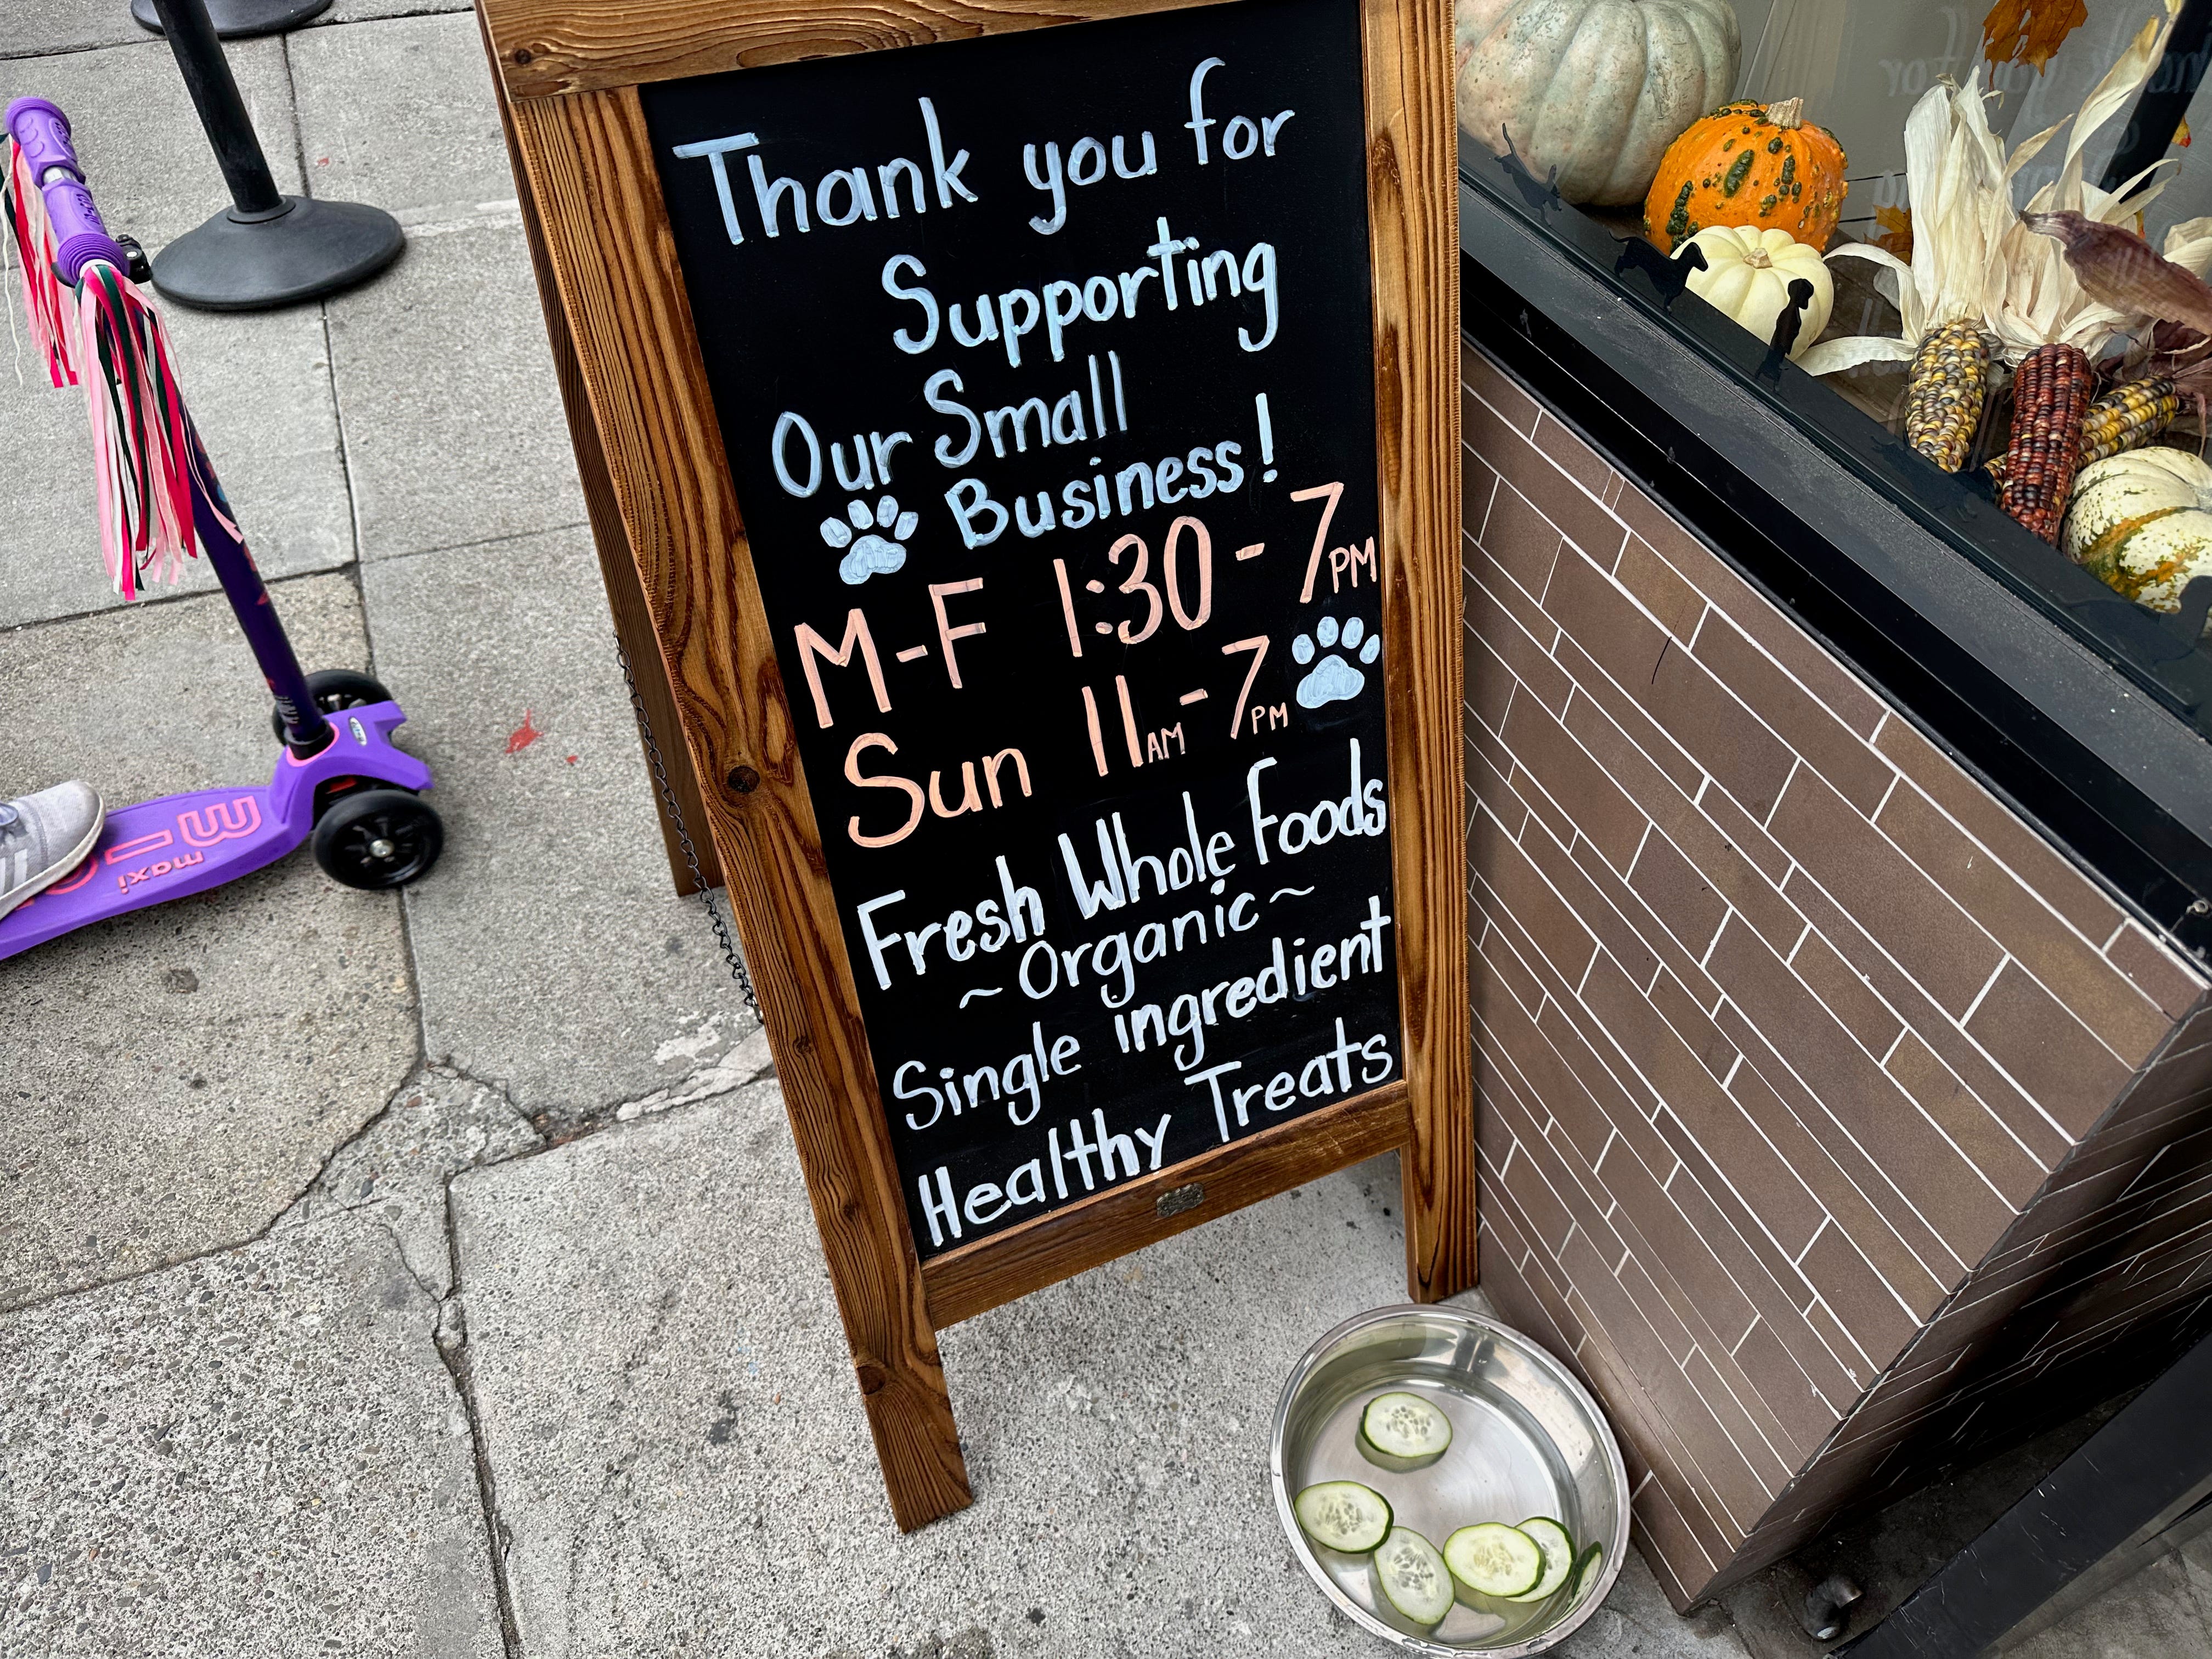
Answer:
132, 0, 329, 42
146, 0, 404, 310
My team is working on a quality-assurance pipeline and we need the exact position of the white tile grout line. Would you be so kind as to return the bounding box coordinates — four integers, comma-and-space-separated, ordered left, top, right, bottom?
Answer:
1627, 816, 1654, 879
2118, 1142, 2171, 1201
1588, 1010, 1837, 1271
1465, 382, 1537, 442
1958, 955, 2010, 1028
1700, 911, 1731, 970
1753, 945, 2019, 1250
1876, 769, 2148, 1039
1776, 859, 2085, 1152
1804, 1291, 1880, 1376
1763, 755, 1800, 828
1575, 944, 1600, 1000
1686, 597, 1713, 652
1537, 512, 2137, 1048
1696, 1024, 1954, 1321
1871, 766, 1901, 821
1489, 693, 2081, 1318
1793, 1217, 1827, 1267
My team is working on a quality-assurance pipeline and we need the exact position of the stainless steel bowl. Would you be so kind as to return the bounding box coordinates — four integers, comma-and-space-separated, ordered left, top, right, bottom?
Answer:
1271, 1305, 1630, 1655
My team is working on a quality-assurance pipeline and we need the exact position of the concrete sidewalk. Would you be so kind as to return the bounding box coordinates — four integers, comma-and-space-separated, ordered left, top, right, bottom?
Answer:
0, 8, 2181, 1658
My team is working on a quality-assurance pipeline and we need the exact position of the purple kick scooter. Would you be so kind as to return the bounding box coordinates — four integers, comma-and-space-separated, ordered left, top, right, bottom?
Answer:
0, 97, 442, 964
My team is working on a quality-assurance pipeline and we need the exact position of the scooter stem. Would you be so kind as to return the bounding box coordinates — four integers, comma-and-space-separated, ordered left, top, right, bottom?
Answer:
187, 428, 332, 755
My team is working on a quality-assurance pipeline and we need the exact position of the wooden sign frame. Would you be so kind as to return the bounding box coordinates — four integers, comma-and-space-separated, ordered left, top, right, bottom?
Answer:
477, 0, 1469, 1531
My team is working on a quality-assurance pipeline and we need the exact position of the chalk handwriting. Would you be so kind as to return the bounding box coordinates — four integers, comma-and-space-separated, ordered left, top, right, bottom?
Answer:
645, 0, 1389, 1256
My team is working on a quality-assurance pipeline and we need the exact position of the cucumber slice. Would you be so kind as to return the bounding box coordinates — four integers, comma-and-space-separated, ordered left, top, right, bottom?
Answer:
1293, 1481, 1392, 1553
1443, 1521, 1544, 1599
1568, 1542, 1604, 1602
1372, 1527, 1455, 1627
1508, 1517, 1575, 1601
1358, 1391, 1453, 1471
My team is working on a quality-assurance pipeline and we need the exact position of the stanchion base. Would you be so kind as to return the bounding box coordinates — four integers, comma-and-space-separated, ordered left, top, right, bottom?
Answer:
132, 0, 331, 36
152, 195, 404, 312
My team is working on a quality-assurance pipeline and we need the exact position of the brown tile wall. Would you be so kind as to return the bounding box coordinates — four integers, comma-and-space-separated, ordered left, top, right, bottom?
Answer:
1461, 340, 2212, 1607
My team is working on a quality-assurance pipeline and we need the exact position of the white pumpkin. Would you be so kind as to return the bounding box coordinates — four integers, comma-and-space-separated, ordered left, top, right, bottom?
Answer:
1678, 225, 1833, 358
1455, 0, 1741, 207
2063, 448, 2212, 622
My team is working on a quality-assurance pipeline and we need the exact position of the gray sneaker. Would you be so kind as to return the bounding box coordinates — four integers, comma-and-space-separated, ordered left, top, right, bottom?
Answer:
0, 781, 105, 921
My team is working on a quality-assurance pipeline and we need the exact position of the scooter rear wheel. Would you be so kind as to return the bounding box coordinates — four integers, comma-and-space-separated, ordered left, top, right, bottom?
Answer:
272, 668, 394, 744
313, 788, 443, 890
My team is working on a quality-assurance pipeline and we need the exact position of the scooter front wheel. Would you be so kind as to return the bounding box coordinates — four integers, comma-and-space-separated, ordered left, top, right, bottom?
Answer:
313, 788, 443, 891
273, 667, 395, 744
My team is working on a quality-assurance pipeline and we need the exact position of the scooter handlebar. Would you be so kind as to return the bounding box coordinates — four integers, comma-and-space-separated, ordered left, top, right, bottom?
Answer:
5, 97, 129, 284
5, 97, 81, 183
40, 177, 128, 284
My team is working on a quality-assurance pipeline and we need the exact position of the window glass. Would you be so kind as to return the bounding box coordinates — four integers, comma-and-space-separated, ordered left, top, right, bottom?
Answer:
1455, 0, 2212, 735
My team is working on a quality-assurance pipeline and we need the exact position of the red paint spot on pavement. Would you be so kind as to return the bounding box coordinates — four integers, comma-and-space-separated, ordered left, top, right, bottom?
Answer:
506, 709, 542, 754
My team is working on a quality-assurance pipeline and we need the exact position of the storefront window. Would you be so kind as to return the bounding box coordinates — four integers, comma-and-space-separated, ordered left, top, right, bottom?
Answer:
1455, 0, 2212, 741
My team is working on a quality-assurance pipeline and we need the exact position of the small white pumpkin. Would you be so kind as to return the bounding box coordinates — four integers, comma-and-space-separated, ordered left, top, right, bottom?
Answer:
2063, 448, 2212, 622
1678, 225, 1833, 358
1454, 0, 1741, 207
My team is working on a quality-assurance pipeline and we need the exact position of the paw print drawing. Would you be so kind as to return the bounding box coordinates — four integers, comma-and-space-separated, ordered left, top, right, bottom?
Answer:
820, 495, 917, 586
1291, 613, 1381, 709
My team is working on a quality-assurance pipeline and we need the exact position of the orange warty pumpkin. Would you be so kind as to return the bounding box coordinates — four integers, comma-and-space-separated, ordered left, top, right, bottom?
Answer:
1641, 97, 1849, 256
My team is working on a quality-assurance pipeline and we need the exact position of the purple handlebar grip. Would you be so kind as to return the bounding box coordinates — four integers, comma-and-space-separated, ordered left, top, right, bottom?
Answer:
5, 98, 126, 282
42, 176, 128, 283
5, 97, 82, 183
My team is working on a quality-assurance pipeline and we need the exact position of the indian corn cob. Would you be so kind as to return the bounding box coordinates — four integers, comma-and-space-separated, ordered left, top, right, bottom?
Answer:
1803, 21, 2190, 504
2080, 377, 2184, 465
1986, 376, 2181, 485
1999, 342, 2096, 543
1903, 320, 1992, 472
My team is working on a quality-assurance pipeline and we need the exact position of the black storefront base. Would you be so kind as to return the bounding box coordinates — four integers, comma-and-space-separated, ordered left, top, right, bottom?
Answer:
1832, 1331, 2212, 1656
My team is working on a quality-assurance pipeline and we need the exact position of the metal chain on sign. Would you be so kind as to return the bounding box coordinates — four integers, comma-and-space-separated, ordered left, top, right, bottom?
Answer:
616, 644, 760, 1017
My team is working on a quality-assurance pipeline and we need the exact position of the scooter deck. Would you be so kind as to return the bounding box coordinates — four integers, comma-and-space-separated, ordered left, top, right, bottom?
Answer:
0, 701, 430, 962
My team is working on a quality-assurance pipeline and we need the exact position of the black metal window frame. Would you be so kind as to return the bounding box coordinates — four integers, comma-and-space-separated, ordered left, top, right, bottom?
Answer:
1459, 154, 2212, 955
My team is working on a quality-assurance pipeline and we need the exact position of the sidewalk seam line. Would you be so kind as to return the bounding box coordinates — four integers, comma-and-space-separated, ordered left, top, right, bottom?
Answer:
441, 1172, 528, 1658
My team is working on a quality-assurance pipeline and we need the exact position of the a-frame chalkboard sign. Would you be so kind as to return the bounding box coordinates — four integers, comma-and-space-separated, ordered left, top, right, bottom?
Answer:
477, 0, 1468, 1530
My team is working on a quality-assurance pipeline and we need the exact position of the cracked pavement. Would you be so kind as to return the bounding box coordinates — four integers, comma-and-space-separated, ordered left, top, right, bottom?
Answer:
0, 6, 2076, 1659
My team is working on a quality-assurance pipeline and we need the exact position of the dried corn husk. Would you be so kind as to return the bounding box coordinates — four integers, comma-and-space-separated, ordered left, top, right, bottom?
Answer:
2023, 211, 2212, 336
1983, 2, 2183, 362
1802, 1, 2185, 381
1798, 70, 2011, 379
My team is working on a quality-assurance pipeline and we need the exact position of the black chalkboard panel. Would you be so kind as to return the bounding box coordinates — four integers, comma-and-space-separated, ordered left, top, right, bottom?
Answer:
643, 0, 1394, 1260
